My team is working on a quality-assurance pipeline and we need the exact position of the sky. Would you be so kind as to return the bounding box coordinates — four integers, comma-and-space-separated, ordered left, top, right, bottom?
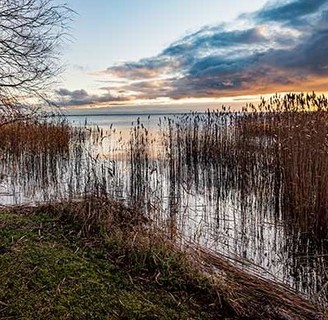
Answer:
55, 0, 328, 111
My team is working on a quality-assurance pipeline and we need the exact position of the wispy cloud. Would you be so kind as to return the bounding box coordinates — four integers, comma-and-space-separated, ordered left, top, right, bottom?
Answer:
60, 0, 328, 107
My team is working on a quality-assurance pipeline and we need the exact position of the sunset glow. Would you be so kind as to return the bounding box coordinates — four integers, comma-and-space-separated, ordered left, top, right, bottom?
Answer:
56, 0, 328, 110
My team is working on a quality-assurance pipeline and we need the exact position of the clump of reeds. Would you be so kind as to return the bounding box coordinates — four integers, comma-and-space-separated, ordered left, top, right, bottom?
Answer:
0, 115, 91, 203
0, 118, 84, 155
237, 93, 328, 239
159, 93, 328, 238
129, 118, 151, 208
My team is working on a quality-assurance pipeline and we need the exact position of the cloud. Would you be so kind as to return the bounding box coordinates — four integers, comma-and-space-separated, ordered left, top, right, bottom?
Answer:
103, 58, 179, 81
162, 27, 269, 57
56, 88, 89, 100
65, 0, 328, 106
55, 88, 127, 107
254, 0, 327, 25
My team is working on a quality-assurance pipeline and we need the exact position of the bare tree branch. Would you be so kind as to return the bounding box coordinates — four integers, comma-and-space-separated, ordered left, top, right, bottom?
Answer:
0, 0, 73, 123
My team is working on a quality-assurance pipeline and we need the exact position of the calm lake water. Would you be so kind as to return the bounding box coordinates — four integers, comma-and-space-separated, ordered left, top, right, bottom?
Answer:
1, 112, 327, 306
67, 112, 182, 130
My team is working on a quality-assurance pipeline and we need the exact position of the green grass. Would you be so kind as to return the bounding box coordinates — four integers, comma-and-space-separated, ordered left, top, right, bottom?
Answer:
0, 211, 232, 320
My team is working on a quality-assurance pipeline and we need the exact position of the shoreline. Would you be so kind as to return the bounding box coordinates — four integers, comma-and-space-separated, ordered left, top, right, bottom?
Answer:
1, 196, 325, 319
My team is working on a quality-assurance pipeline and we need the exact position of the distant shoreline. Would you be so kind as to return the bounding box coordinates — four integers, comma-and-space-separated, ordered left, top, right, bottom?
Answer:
64, 112, 187, 117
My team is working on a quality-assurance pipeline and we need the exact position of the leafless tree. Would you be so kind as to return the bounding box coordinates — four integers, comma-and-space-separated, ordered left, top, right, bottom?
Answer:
0, 0, 73, 125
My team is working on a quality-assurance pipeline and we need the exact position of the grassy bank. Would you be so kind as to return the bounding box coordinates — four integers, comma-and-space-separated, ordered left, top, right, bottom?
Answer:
0, 198, 325, 320
0, 209, 227, 319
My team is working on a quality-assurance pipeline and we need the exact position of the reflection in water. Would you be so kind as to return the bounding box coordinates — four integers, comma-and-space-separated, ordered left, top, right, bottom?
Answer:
0, 111, 327, 307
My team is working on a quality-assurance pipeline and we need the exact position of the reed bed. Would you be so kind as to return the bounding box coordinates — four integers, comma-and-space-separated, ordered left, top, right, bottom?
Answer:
0, 118, 85, 155
157, 94, 328, 238
64, 94, 327, 306
0, 93, 327, 308
237, 94, 328, 239
149, 93, 328, 306
0, 117, 89, 203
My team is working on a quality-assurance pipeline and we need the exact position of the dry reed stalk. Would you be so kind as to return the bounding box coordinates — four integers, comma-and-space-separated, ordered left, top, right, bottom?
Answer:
187, 244, 325, 320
